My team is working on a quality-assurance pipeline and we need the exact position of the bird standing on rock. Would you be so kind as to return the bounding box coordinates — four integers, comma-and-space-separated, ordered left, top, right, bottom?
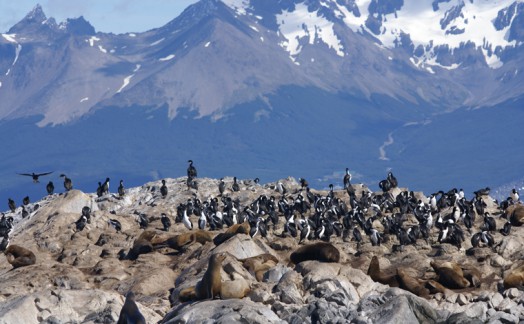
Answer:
118, 180, 125, 197
60, 174, 73, 191
187, 160, 197, 178
46, 181, 54, 195
8, 199, 16, 212
161, 213, 171, 232
160, 180, 168, 198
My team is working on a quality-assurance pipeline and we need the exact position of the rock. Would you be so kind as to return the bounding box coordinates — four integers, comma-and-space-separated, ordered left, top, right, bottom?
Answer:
497, 237, 522, 259
487, 311, 519, 324
363, 289, 439, 324
464, 302, 488, 322
263, 263, 290, 283
274, 270, 305, 305
162, 299, 282, 324
221, 273, 251, 299
0, 289, 161, 324
490, 292, 504, 309
445, 312, 484, 324
503, 287, 521, 299
213, 234, 267, 259
457, 293, 469, 306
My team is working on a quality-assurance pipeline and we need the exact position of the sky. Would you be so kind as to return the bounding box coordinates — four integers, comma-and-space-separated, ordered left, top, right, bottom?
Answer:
0, 0, 199, 34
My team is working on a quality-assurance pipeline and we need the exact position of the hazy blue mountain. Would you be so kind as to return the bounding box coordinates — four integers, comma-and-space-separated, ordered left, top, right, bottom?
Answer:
0, 0, 523, 203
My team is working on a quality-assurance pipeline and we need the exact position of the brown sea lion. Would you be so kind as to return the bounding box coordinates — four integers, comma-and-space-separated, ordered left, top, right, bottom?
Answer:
289, 242, 340, 264
367, 256, 400, 287
397, 268, 430, 298
462, 265, 482, 287
179, 253, 226, 302
241, 253, 279, 281
431, 261, 470, 289
503, 263, 524, 289
509, 205, 524, 226
425, 280, 449, 294
4, 245, 36, 269
213, 222, 251, 246
117, 291, 146, 324
165, 230, 213, 252
126, 231, 155, 260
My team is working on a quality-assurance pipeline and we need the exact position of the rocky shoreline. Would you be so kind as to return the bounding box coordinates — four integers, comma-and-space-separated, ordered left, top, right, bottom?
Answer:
0, 176, 523, 323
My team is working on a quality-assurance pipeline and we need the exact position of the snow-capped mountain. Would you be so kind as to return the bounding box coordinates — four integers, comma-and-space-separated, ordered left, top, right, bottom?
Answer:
0, 1, 523, 202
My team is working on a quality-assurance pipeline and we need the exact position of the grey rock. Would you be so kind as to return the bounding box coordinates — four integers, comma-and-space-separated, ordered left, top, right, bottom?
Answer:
274, 270, 304, 305
162, 299, 282, 324
503, 288, 522, 299
457, 293, 469, 306
445, 312, 483, 324
487, 311, 519, 324
490, 292, 504, 309
263, 263, 290, 283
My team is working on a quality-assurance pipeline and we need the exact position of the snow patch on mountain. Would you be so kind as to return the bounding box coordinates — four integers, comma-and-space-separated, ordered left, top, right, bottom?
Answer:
87, 36, 100, 47
276, 3, 345, 61
159, 54, 176, 61
150, 38, 165, 46
117, 74, 134, 93
223, 0, 250, 15
345, 0, 521, 68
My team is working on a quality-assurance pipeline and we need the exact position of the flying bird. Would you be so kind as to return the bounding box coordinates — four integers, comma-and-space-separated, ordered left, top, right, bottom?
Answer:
17, 171, 53, 183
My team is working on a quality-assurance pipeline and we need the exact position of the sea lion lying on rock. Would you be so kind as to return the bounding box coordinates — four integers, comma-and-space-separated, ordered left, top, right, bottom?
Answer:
165, 230, 213, 252
289, 242, 340, 265
509, 205, 524, 226
367, 256, 400, 287
503, 263, 524, 290
4, 245, 36, 269
431, 261, 470, 289
241, 254, 279, 282
397, 268, 430, 299
213, 222, 250, 246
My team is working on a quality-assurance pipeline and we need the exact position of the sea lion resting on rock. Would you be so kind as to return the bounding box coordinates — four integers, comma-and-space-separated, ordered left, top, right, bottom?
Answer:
179, 253, 226, 302
241, 254, 279, 281
431, 261, 470, 289
509, 205, 524, 226
4, 245, 36, 268
503, 263, 524, 290
367, 256, 400, 287
289, 242, 340, 264
213, 222, 251, 246
165, 230, 213, 251
397, 268, 430, 299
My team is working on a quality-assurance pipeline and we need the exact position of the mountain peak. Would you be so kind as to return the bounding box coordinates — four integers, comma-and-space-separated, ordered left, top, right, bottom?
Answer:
59, 16, 96, 35
25, 4, 47, 22
8, 3, 56, 34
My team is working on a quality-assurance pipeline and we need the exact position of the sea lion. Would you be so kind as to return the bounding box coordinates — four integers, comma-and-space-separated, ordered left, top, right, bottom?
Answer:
240, 254, 279, 281
179, 253, 226, 302
117, 291, 146, 324
220, 273, 251, 299
462, 265, 482, 288
165, 230, 213, 252
367, 256, 400, 287
425, 280, 449, 295
397, 268, 430, 298
431, 261, 470, 289
213, 222, 251, 246
126, 231, 156, 260
503, 263, 524, 289
4, 245, 36, 269
289, 242, 340, 264
509, 205, 524, 226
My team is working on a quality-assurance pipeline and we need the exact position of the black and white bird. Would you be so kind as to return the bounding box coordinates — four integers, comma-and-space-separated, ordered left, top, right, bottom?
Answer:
75, 215, 88, 232
232, 177, 240, 192
511, 188, 520, 202
218, 178, 225, 196
8, 198, 16, 212
101, 177, 110, 195
187, 160, 197, 178
46, 181, 55, 195
198, 211, 207, 230
160, 180, 168, 198
500, 221, 512, 236
17, 171, 53, 183
118, 180, 125, 197
343, 168, 352, 189
22, 196, 30, 206
0, 236, 9, 252
471, 231, 495, 248
161, 213, 171, 232
299, 219, 310, 244
108, 219, 122, 232
137, 213, 149, 229
82, 206, 91, 223
182, 208, 193, 230
60, 174, 73, 191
